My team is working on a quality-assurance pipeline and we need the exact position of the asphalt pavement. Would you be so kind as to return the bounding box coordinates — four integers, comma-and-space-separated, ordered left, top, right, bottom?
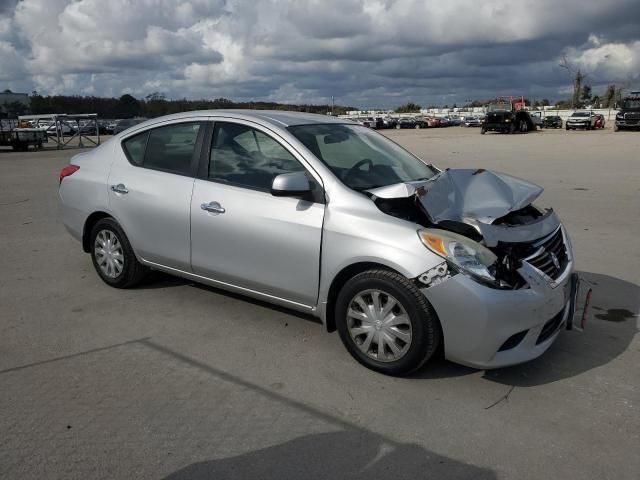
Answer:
1, 126, 638, 479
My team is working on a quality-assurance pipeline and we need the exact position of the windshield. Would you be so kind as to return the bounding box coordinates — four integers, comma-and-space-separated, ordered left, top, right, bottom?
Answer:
571, 112, 589, 117
487, 102, 511, 112
622, 99, 640, 109
288, 124, 436, 191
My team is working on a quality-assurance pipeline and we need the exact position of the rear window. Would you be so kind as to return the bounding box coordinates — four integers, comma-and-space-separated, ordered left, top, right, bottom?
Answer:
122, 131, 149, 166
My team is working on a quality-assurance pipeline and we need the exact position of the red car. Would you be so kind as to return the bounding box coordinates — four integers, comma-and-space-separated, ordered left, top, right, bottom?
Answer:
594, 114, 605, 129
425, 116, 442, 127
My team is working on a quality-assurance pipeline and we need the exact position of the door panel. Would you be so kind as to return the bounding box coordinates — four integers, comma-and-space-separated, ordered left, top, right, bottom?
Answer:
108, 164, 194, 270
190, 180, 324, 306
107, 121, 203, 270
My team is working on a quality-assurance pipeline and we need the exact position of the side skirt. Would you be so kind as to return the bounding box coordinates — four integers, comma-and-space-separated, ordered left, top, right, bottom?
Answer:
140, 258, 318, 316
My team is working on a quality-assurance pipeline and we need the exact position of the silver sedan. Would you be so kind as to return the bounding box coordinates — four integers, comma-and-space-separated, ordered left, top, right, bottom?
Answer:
59, 110, 577, 375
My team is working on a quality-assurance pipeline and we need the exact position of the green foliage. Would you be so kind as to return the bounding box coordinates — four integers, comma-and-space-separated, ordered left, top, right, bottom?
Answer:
27, 94, 355, 118
395, 102, 421, 113
2, 101, 28, 117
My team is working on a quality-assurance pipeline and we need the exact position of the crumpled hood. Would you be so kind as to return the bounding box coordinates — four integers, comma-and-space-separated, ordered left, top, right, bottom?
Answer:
367, 168, 559, 246
418, 168, 542, 224
368, 168, 543, 223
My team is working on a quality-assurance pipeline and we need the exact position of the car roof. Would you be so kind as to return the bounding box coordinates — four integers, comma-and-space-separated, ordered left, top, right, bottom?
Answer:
132, 109, 351, 129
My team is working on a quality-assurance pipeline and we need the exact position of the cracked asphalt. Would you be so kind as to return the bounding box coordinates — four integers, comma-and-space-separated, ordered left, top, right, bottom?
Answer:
1, 127, 638, 479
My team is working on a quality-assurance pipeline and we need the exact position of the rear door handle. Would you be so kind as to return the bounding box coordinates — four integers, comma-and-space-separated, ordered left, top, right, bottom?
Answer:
110, 183, 129, 194
201, 201, 225, 214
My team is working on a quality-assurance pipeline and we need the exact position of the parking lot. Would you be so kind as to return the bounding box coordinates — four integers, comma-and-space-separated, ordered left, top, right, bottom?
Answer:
1, 126, 638, 479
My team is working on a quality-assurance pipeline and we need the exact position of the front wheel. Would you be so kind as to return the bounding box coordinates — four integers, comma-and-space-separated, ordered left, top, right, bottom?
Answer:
90, 217, 147, 288
480, 127, 486, 135
335, 269, 441, 376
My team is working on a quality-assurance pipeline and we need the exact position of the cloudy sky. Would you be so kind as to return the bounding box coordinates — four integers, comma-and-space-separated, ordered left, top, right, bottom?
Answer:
1, 0, 639, 108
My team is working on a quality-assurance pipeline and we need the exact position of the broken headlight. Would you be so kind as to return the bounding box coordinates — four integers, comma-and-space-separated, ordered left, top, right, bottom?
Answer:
418, 229, 497, 283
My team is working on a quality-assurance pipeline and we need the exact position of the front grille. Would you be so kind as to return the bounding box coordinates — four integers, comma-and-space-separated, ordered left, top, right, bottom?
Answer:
523, 227, 568, 279
536, 307, 566, 344
624, 112, 640, 120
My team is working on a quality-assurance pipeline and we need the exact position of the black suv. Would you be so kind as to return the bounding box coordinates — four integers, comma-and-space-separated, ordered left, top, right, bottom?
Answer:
615, 93, 640, 131
481, 100, 534, 134
542, 116, 562, 129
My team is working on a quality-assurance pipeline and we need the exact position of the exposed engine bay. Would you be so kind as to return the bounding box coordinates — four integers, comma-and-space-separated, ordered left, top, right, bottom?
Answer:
366, 168, 567, 289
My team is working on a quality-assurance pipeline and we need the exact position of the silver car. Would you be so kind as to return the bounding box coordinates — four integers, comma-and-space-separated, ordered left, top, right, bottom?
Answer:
59, 110, 577, 375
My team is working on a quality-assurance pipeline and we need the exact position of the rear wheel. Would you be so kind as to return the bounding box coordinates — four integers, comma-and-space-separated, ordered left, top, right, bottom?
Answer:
519, 119, 528, 132
90, 217, 147, 288
335, 269, 441, 376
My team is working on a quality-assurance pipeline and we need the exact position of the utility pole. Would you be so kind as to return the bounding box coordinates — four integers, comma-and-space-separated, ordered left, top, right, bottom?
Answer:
560, 55, 587, 109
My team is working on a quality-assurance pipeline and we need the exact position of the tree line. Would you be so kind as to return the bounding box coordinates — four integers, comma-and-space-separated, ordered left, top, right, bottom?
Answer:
1, 91, 355, 119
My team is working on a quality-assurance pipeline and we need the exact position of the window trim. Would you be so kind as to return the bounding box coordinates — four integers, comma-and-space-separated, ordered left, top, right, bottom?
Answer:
120, 120, 206, 178
197, 120, 326, 204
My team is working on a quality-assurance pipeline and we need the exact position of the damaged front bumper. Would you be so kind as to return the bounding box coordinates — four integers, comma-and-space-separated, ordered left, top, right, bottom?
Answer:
421, 258, 575, 369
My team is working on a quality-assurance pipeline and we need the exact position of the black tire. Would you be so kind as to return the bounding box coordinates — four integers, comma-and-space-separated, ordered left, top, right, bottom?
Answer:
480, 127, 486, 135
335, 269, 441, 376
90, 217, 147, 288
520, 119, 529, 133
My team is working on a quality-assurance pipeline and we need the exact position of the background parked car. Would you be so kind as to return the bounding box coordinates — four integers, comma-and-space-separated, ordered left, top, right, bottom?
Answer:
566, 111, 596, 130
444, 116, 462, 126
594, 114, 605, 129
47, 122, 76, 135
529, 112, 543, 129
425, 117, 442, 128
395, 118, 417, 129
380, 117, 397, 129
542, 116, 563, 128
462, 116, 482, 127
412, 117, 427, 128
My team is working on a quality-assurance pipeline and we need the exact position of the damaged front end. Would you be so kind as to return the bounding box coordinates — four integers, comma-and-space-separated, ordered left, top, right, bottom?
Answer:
367, 168, 571, 290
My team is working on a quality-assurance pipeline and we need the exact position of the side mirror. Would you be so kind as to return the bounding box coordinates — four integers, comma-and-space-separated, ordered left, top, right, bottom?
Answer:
271, 171, 311, 197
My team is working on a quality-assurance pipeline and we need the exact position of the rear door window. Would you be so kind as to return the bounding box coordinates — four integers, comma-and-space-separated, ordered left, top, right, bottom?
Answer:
143, 123, 202, 175
122, 122, 202, 175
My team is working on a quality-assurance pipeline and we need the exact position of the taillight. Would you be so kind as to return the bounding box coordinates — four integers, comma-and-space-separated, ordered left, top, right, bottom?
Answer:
59, 165, 80, 185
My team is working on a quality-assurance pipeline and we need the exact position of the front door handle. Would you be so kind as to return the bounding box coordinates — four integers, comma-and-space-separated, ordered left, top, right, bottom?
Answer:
201, 201, 225, 214
110, 183, 129, 194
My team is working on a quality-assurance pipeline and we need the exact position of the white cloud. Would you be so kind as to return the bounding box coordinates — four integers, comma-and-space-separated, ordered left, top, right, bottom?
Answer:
0, 0, 638, 106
